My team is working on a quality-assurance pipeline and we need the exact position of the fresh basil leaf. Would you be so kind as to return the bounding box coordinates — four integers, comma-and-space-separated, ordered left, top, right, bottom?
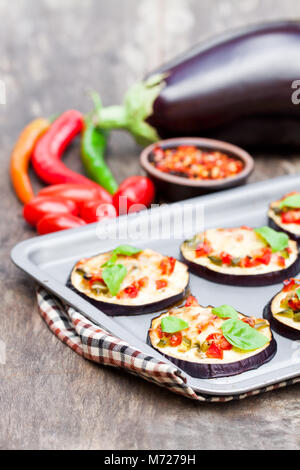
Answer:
212, 305, 239, 320
113, 245, 141, 257
102, 245, 141, 268
279, 194, 300, 209
101, 256, 117, 268
254, 226, 289, 252
296, 288, 300, 301
161, 316, 189, 334
221, 319, 268, 351
102, 264, 127, 297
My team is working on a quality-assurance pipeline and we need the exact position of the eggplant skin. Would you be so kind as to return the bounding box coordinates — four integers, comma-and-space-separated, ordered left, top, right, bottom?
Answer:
147, 329, 277, 380
268, 217, 300, 244
180, 242, 300, 287
66, 275, 189, 317
148, 21, 300, 149
263, 298, 300, 340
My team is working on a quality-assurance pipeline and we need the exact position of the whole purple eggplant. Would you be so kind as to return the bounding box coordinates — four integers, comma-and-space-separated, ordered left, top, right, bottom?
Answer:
95, 21, 300, 149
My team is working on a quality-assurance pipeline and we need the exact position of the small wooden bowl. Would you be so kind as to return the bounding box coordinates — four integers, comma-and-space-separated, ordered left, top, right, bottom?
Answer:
140, 137, 254, 201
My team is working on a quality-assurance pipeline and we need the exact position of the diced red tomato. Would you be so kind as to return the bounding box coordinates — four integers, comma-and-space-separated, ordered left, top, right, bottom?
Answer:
185, 296, 199, 307
242, 256, 260, 268
255, 247, 272, 266
117, 277, 149, 299
288, 296, 300, 311
169, 332, 182, 347
283, 278, 298, 292
220, 252, 233, 265
218, 336, 232, 351
156, 279, 168, 290
205, 333, 232, 351
277, 256, 286, 268
156, 325, 163, 339
88, 276, 105, 288
206, 342, 223, 359
281, 210, 300, 225
159, 257, 176, 276
195, 242, 212, 258
137, 277, 149, 288
122, 285, 139, 298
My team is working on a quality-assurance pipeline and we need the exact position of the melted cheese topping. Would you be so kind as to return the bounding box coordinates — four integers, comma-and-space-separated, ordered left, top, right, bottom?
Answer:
71, 248, 189, 306
149, 305, 272, 364
271, 289, 300, 331
269, 199, 300, 236
182, 227, 298, 275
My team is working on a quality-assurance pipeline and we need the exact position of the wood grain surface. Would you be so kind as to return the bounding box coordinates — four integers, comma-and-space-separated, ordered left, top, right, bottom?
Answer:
1, 0, 300, 450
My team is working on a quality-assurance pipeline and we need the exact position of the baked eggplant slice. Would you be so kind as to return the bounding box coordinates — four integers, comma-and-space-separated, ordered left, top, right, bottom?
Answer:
263, 278, 300, 340
148, 296, 276, 379
268, 192, 300, 243
181, 226, 300, 286
67, 247, 189, 316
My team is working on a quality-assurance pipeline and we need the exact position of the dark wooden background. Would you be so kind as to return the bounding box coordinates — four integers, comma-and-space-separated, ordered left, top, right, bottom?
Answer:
1, 0, 300, 450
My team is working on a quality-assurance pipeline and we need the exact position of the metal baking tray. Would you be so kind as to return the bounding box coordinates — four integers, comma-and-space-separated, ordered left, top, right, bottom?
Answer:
11, 174, 300, 396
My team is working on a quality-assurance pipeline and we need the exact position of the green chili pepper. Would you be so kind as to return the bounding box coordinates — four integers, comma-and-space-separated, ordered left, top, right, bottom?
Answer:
81, 120, 118, 194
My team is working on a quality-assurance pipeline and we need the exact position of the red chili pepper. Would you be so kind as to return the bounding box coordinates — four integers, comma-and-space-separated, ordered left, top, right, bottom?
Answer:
23, 196, 78, 226
38, 183, 112, 208
37, 213, 86, 235
32, 111, 98, 186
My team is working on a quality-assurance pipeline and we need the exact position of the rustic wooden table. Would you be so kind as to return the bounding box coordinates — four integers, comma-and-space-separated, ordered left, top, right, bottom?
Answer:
1, 0, 300, 450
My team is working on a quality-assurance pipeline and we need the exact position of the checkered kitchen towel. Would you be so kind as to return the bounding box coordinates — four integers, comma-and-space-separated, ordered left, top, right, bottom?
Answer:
36, 286, 300, 402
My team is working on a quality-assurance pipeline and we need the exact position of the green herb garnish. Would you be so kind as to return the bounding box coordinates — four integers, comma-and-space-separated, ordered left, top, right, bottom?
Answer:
102, 245, 141, 267
212, 305, 239, 320
254, 226, 289, 253
279, 194, 300, 209
208, 255, 222, 266
277, 309, 294, 318
296, 288, 300, 301
102, 264, 127, 296
221, 319, 268, 351
161, 316, 189, 334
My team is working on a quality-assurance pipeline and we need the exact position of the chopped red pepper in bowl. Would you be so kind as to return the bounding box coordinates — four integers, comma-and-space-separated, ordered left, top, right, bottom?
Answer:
150, 145, 244, 181
140, 137, 254, 202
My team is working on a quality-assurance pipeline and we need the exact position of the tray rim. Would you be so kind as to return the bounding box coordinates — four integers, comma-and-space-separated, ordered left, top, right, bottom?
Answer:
11, 173, 300, 396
